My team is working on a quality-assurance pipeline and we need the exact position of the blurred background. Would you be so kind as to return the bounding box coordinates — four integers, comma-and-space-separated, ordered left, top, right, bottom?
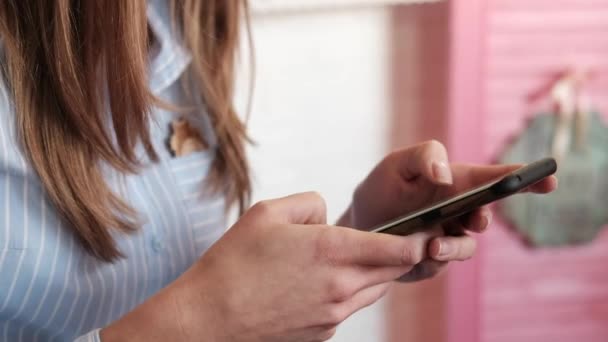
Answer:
235, 0, 608, 341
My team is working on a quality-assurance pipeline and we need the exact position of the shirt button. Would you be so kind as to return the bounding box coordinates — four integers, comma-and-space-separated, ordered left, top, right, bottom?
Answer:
151, 236, 164, 253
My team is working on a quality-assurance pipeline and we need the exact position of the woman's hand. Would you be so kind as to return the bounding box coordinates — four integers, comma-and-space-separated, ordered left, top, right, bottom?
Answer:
101, 192, 442, 342
339, 140, 557, 281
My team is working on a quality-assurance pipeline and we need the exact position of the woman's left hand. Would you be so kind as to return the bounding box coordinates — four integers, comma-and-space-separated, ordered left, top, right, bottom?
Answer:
338, 140, 557, 282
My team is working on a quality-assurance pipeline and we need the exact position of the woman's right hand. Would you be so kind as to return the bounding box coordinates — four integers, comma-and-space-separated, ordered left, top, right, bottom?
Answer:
101, 192, 439, 342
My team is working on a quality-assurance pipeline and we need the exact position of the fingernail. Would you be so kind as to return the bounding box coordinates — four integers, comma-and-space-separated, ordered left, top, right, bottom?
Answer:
438, 241, 453, 257
432, 161, 453, 185
553, 177, 559, 190
483, 211, 493, 228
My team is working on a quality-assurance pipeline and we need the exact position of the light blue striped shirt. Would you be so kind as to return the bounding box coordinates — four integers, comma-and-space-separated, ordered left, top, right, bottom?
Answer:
0, 1, 227, 341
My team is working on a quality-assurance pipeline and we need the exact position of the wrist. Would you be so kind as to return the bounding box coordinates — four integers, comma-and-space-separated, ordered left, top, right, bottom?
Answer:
171, 268, 223, 342
100, 272, 215, 342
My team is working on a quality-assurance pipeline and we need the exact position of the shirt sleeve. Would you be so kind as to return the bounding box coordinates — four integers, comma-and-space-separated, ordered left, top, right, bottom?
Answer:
74, 328, 102, 342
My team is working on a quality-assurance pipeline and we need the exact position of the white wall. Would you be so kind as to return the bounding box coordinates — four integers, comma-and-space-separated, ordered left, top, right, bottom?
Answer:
235, 7, 392, 342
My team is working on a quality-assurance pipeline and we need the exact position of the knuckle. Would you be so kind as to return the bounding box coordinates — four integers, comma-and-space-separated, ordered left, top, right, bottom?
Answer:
324, 305, 349, 326
382, 150, 403, 166
326, 277, 356, 302
424, 139, 446, 152
306, 191, 328, 217
385, 149, 399, 161
250, 200, 274, 218
315, 192, 328, 213
307, 191, 326, 204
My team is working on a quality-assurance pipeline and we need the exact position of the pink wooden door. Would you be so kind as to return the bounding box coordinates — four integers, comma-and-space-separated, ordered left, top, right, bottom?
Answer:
476, 1, 608, 341
388, 1, 608, 341
387, 1, 486, 341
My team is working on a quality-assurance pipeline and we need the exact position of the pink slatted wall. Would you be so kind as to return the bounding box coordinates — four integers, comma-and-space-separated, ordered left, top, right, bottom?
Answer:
480, 1, 608, 341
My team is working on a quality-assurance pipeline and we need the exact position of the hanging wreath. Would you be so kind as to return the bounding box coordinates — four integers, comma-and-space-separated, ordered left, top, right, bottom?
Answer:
499, 70, 608, 246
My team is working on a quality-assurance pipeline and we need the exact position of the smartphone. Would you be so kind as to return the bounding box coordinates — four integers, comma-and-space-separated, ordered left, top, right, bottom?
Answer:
371, 157, 557, 236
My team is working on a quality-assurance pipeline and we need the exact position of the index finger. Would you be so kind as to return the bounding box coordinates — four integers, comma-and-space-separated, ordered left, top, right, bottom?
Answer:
315, 226, 437, 267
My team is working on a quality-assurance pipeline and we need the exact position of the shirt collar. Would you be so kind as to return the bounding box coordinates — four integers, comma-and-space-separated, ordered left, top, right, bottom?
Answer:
147, 0, 192, 95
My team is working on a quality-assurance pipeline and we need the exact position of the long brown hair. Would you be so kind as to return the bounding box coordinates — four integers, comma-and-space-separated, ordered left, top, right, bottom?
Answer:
0, 0, 251, 261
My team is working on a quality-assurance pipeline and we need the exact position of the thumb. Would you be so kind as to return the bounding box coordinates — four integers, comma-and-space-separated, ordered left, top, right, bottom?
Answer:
391, 140, 452, 185
249, 191, 327, 225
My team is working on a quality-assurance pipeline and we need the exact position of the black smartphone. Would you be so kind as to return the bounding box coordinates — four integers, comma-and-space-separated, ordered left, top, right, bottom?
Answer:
371, 157, 557, 236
